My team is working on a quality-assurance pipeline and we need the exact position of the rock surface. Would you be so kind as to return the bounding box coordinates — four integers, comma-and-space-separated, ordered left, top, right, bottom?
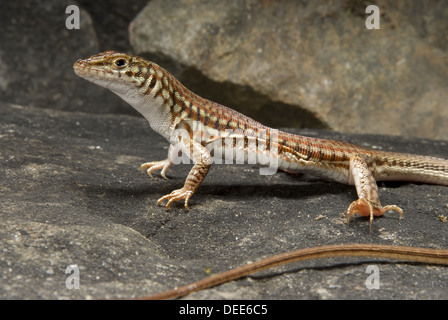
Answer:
0, 0, 147, 116
1, 102, 448, 300
130, 0, 448, 140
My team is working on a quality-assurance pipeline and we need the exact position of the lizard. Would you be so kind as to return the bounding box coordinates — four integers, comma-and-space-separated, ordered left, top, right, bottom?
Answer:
73, 51, 448, 299
73, 51, 448, 230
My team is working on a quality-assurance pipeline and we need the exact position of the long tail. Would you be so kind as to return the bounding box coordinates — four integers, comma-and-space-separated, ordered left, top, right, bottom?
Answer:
375, 151, 448, 186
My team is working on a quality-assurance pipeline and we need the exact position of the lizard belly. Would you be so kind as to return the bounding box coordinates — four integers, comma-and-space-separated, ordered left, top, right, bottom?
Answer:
206, 139, 351, 184
278, 157, 351, 184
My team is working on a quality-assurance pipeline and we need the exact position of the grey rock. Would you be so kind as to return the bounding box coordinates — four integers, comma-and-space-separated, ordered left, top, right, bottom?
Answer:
1, 101, 448, 300
76, 0, 149, 52
0, 0, 144, 116
130, 0, 448, 140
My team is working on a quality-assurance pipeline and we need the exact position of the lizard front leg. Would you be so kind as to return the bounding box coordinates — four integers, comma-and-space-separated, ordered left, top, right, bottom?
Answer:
141, 159, 172, 179
157, 139, 212, 210
346, 155, 403, 231
140, 145, 180, 179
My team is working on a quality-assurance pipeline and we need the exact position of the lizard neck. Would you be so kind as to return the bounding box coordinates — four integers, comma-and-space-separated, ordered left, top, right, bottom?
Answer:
127, 61, 272, 142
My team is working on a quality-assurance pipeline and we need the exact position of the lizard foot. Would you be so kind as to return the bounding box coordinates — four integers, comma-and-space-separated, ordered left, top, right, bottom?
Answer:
157, 188, 194, 210
141, 159, 172, 179
346, 198, 403, 231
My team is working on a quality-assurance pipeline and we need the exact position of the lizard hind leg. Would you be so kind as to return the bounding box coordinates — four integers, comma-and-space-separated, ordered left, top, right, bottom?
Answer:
347, 155, 403, 231
346, 198, 403, 232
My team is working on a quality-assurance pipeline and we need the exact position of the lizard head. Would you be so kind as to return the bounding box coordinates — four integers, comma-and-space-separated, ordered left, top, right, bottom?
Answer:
73, 50, 156, 97
74, 51, 174, 134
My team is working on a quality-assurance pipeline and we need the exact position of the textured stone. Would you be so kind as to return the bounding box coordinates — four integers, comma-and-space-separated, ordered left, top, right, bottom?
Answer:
130, 0, 448, 140
1, 101, 448, 300
0, 0, 146, 116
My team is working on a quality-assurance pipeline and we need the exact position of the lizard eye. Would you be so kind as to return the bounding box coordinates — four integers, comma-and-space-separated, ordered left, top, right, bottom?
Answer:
114, 58, 128, 68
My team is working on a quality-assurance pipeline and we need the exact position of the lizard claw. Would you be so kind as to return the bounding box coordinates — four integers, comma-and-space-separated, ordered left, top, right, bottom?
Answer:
141, 159, 172, 179
346, 198, 403, 232
157, 188, 194, 210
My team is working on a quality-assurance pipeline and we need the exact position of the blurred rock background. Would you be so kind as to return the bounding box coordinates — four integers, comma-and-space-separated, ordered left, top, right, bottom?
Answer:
1, 0, 447, 139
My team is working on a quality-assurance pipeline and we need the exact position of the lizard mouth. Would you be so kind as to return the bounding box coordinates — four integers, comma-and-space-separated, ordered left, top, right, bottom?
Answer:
73, 59, 91, 78
73, 59, 113, 81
